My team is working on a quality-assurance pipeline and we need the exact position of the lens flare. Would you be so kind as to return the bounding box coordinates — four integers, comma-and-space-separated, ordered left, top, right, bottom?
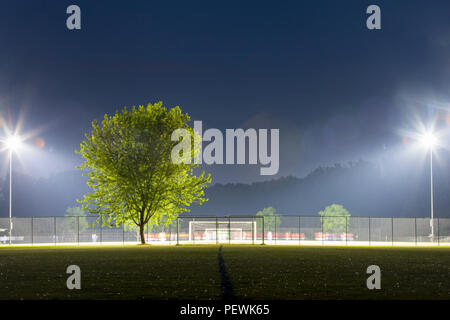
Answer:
420, 132, 437, 148
402, 137, 409, 145
34, 137, 46, 149
5, 135, 22, 151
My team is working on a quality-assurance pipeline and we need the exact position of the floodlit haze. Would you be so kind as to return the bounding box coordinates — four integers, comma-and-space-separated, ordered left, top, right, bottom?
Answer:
0, 0, 450, 186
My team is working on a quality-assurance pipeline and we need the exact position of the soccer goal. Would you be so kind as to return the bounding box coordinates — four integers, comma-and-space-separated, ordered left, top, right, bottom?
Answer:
188, 220, 257, 243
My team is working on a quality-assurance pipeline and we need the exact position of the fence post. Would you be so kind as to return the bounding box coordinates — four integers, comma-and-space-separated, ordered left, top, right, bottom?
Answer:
437, 218, 440, 246
216, 217, 219, 245
274, 215, 277, 245
100, 223, 102, 245
321, 216, 324, 246
31, 217, 34, 246
262, 216, 265, 245
298, 216, 301, 246
192, 218, 195, 245
54, 217, 56, 246
391, 217, 394, 246
414, 217, 417, 246
228, 216, 231, 245
346, 216, 348, 246
251, 217, 254, 245
177, 217, 180, 245
368, 217, 371, 246
77, 216, 80, 245
169, 223, 171, 244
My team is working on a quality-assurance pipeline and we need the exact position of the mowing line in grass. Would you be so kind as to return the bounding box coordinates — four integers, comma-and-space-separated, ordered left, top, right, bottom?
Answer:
218, 245, 234, 300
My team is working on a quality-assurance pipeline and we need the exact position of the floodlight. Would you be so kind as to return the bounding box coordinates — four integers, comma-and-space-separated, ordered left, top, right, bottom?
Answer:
5, 135, 22, 151
420, 132, 437, 148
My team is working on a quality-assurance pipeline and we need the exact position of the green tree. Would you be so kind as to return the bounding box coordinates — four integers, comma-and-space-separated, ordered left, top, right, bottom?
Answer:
123, 216, 168, 240
123, 221, 140, 240
60, 206, 89, 233
76, 102, 211, 244
256, 207, 282, 232
318, 204, 350, 233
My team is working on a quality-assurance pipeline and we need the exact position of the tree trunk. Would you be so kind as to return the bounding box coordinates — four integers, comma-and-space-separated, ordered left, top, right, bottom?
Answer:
139, 224, 146, 244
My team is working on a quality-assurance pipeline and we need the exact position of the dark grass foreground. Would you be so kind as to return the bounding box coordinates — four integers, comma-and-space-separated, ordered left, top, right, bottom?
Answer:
0, 245, 449, 300
223, 246, 450, 299
0, 246, 221, 300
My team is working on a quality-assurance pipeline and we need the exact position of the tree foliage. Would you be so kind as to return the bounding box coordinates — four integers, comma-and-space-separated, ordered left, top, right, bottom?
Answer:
318, 204, 350, 233
256, 207, 282, 232
76, 102, 211, 243
60, 206, 89, 233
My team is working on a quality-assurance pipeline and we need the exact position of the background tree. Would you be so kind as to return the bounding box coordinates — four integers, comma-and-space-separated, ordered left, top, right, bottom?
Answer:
60, 206, 89, 233
256, 207, 282, 233
77, 102, 211, 244
318, 204, 350, 233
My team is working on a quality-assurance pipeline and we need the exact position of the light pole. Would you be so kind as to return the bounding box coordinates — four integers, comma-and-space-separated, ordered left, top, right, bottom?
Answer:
420, 132, 436, 241
5, 135, 22, 245
9, 149, 12, 245
429, 144, 434, 241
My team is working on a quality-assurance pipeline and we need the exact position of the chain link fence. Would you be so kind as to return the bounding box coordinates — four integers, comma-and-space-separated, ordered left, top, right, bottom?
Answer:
0, 215, 449, 246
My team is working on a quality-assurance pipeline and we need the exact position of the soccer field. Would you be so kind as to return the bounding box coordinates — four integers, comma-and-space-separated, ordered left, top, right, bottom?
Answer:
0, 245, 449, 300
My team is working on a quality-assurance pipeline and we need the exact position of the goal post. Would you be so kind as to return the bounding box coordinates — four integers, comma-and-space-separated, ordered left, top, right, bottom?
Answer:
188, 220, 257, 242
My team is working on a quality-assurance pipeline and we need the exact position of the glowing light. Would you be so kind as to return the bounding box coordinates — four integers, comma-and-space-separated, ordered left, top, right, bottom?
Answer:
5, 135, 22, 151
420, 132, 437, 148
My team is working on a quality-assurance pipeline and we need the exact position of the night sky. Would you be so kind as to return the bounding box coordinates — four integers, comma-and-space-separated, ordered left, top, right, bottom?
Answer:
1, 0, 450, 183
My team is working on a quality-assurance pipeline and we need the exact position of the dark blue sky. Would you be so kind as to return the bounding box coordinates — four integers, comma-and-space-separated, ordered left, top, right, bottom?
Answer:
1, 0, 450, 183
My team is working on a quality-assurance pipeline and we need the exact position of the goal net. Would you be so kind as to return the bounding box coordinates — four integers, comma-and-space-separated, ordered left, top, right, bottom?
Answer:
188, 220, 256, 242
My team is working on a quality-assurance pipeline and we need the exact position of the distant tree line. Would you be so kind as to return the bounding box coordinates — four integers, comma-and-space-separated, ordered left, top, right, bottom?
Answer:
1, 159, 450, 219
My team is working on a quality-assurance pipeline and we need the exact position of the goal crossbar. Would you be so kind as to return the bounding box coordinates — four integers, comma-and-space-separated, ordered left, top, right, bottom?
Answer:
188, 220, 257, 241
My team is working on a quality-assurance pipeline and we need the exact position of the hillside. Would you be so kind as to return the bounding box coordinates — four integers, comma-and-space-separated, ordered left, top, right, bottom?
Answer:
0, 160, 448, 218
